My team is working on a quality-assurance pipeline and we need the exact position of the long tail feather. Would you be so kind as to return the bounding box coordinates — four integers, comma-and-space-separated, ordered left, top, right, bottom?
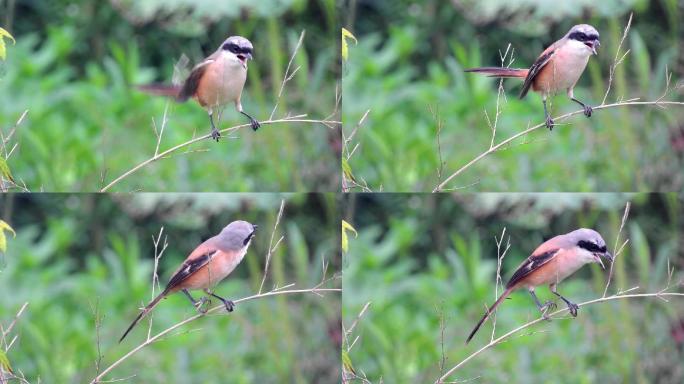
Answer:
464, 67, 529, 79
119, 290, 168, 343
137, 84, 183, 99
465, 287, 513, 344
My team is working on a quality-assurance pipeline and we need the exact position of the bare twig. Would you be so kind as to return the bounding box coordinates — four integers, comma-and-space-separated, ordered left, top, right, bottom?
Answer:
435, 290, 684, 383
490, 228, 510, 342
603, 202, 631, 297
432, 100, 684, 192
91, 286, 340, 383
601, 13, 633, 105
1, 302, 28, 352
99, 116, 339, 192
258, 200, 286, 294
270, 31, 305, 121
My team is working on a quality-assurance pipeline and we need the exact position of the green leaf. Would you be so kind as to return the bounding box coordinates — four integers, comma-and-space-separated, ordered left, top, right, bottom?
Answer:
0, 27, 15, 60
342, 350, 355, 375
341, 28, 357, 62
0, 349, 12, 374
0, 157, 14, 183
0, 219, 16, 253
341, 220, 357, 253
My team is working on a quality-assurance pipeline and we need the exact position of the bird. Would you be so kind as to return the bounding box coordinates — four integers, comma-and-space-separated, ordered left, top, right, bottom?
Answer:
139, 36, 261, 141
465, 228, 613, 344
465, 24, 600, 130
119, 220, 258, 342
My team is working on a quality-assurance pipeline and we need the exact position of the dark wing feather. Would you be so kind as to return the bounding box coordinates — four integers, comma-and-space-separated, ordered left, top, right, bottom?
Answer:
505, 249, 559, 289
177, 60, 212, 102
519, 49, 555, 99
164, 250, 217, 291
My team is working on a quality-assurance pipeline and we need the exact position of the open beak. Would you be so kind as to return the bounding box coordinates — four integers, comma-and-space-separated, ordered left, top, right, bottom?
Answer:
587, 39, 600, 55
595, 251, 613, 269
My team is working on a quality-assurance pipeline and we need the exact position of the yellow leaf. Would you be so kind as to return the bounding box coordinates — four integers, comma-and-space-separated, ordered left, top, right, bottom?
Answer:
341, 220, 357, 253
0, 219, 16, 254
0, 27, 15, 61
0, 349, 12, 374
341, 28, 357, 62
0, 157, 14, 182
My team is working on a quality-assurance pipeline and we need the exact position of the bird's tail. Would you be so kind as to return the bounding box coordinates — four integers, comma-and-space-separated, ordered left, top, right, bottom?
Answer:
137, 84, 184, 101
119, 289, 168, 343
464, 67, 529, 79
465, 287, 514, 344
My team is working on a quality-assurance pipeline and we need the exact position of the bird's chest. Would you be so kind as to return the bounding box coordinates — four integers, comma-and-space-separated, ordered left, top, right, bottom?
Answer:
197, 60, 247, 107
535, 50, 590, 93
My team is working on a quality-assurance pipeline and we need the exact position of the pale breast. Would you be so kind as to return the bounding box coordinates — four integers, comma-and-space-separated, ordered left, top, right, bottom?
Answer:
197, 58, 247, 108
533, 44, 591, 95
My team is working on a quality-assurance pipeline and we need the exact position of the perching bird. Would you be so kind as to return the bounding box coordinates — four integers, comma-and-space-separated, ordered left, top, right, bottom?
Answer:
465, 228, 613, 344
465, 24, 600, 130
139, 36, 260, 141
119, 220, 257, 342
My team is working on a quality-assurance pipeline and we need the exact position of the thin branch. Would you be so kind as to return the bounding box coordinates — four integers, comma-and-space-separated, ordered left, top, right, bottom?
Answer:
432, 100, 684, 192
435, 290, 684, 383
1, 302, 28, 352
601, 13, 633, 105
603, 202, 631, 297
258, 200, 286, 294
490, 228, 510, 342
99, 117, 339, 192
269, 30, 305, 121
90, 286, 340, 383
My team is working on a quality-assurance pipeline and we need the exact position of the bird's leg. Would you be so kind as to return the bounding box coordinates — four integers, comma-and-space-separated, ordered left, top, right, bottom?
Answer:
529, 290, 556, 320
568, 88, 593, 118
236, 101, 260, 131
204, 289, 234, 312
550, 284, 579, 317
543, 97, 554, 130
208, 111, 221, 142
183, 289, 209, 314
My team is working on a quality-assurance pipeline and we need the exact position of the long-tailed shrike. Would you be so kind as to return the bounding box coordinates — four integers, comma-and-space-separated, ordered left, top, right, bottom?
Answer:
465, 24, 600, 130
140, 36, 261, 141
465, 228, 613, 344
119, 220, 258, 342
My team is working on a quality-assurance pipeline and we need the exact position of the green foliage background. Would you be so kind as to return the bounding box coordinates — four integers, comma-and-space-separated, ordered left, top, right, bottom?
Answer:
342, 0, 684, 192
343, 193, 683, 383
0, 193, 341, 383
0, 0, 339, 192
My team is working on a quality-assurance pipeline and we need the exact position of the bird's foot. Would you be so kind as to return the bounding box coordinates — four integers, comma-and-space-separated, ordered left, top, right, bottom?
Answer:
194, 297, 210, 314
250, 118, 261, 131
583, 105, 593, 118
222, 299, 235, 313
210, 128, 221, 142
540, 301, 557, 320
545, 116, 555, 131
566, 302, 579, 317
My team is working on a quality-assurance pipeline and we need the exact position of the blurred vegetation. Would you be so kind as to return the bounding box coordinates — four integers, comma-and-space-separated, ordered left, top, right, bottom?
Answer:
0, 193, 341, 383
0, 0, 339, 192
342, 0, 684, 191
343, 193, 684, 383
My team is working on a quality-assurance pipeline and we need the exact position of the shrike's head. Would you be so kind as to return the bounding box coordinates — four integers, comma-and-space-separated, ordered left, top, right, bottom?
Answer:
220, 220, 258, 250
565, 24, 600, 56
219, 36, 254, 69
567, 228, 613, 268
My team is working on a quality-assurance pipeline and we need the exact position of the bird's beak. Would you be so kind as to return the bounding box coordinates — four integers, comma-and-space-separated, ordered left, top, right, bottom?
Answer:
594, 251, 613, 269
246, 52, 253, 61
591, 40, 600, 55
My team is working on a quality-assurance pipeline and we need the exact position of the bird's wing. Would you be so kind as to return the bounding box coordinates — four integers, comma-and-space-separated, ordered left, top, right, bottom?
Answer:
519, 45, 557, 99
176, 58, 214, 102
165, 242, 219, 291
505, 248, 561, 289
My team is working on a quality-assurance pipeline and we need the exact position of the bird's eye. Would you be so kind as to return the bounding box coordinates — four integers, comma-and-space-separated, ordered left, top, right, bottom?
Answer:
222, 43, 239, 53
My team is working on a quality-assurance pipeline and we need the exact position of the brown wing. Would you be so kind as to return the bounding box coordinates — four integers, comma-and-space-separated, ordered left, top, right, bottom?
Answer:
177, 59, 213, 102
519, 47, 556, 99
505, 248, 560, 289
164, 249, 217, 291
